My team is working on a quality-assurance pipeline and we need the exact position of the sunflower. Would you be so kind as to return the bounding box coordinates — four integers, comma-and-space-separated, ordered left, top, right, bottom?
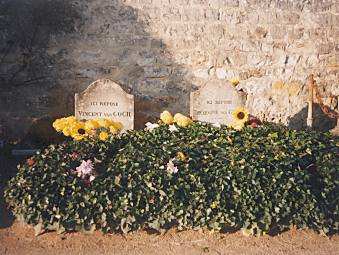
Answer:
70, 122, 88, 140
233, 108, 249, 123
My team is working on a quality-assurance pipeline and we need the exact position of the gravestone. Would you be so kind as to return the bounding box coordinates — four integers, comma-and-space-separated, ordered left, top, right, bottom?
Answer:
190, 80, 246, 125
75, 79, 134, 130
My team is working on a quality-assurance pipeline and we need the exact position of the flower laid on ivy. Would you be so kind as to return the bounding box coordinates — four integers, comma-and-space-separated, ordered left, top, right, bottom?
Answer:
73, 159, 96, 186
145, 122, 160, 131
177, 152, 186, 161
173, 113, 193, 127
160, 110, 174, 124
26, 158, 34, 166
250, 122, 258, 128
70, 121, 88, 141
173, 113, 185, 123
245, 116, 261, 128
85, 119, 100, 130
75, 160, 94, 178
234, 122, 245, 131
52, 116, 123, 141
233, 108, 249, 123
166, 160, 178, 174
99, 131, 109, 141
160, 111, 193, 127
109, 125, 119, 134
227, 121, 244, 130
113, 121, 123, 131
52, 116, 77, 132
168, 124, 178, 132
96, 118, 113, 128
62, 126, 72, 137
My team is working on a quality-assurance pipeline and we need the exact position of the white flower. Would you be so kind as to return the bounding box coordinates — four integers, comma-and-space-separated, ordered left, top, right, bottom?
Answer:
76, 160, 94, 176
168, 124, 178, 132
145, 122, 160, 131
212, 122, 221, 128
89, 175, 96, 182
166, 160, 178, 174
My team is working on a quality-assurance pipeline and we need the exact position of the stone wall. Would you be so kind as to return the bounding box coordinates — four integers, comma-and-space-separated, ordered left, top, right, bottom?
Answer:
0, 0, 338, 144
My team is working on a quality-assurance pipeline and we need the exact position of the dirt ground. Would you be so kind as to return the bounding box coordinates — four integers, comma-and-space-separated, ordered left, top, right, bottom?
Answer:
0, 221, 338, 255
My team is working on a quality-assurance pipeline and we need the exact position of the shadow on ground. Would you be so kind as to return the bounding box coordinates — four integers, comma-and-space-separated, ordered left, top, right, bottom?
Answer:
288, 104, 337, 132
0, 156, 26, 228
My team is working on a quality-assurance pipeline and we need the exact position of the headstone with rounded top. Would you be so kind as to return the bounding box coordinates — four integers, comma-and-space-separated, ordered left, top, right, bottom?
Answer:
75, 79, 134, 130
190, 80, 246, 125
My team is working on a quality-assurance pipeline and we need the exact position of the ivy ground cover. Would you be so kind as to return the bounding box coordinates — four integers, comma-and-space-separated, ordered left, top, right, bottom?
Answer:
4, 121, 338, 236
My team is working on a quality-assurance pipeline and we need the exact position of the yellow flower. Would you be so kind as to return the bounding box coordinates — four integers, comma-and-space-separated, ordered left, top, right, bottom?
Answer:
70, 121, 88, 140
173, 113, 185, 123
52, 119, 64, 132
96, 118, 113, 128
109, 125, 119, 134
73, 134, 86, 141
177, 152, 186, 161
230, 78, 240, 86
113, 121, 123, 130
234, 122, 244, 131
227, 122, 234, 128
177, 116, 193, 127
65, 116, 77, 123
62, 126, 71, 136
160, 110, 174, 124
173, 113, 193, 127
233, 108, 249, 123
52, 116, 77, 132
99, 131, 109, 141
85, 119, 99, 130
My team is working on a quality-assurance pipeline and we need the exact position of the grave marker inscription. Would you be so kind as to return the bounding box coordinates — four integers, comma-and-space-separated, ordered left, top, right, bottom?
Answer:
190, 80, 246, 125
75, 79, 134, 130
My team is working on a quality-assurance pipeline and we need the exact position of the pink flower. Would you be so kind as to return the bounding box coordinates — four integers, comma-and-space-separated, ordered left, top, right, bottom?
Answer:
166, 160, 178, 174
76, 160, 94, 177
27, 158, 34, 166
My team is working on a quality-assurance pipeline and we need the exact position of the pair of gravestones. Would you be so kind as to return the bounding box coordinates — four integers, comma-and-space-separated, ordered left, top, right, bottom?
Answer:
75, 79, 246, 130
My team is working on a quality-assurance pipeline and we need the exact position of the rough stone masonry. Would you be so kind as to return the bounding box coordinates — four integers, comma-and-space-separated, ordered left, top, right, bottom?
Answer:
0, 0, 338, 144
